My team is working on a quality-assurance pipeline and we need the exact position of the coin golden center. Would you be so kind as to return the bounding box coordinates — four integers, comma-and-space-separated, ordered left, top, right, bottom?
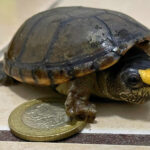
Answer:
22, 102, 70, 129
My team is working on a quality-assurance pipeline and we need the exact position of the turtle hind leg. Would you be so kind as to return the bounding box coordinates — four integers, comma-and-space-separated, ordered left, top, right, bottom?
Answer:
0, 62, 18, 86
60, 74, 97, 122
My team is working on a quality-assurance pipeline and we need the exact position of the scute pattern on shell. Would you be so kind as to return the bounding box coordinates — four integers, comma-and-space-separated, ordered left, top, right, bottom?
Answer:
4, 7, 150, 85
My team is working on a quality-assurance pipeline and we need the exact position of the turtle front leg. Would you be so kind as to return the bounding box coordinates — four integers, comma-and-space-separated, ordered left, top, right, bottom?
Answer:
65, 82, 96, 122
0, 61, 18, 86
57, 73, 97, 122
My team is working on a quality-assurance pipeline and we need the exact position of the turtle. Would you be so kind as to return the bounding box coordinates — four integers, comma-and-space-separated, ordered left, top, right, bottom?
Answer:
1, 6, 150, 122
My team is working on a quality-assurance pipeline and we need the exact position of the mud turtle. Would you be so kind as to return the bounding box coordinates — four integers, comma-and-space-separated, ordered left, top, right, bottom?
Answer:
1, 7, 150, 122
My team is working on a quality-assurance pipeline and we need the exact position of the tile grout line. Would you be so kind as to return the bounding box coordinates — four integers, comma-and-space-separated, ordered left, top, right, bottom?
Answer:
1, 131, 150, 145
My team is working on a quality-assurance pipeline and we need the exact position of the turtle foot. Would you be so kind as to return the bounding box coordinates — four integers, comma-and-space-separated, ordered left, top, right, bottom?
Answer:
65, 91, 96, 123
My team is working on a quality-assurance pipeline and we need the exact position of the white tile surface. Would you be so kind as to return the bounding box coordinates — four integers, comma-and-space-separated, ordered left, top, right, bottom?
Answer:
0, 142, 150, 150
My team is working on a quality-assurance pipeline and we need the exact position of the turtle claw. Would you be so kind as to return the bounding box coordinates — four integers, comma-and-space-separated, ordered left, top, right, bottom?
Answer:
65, 97, 96, 123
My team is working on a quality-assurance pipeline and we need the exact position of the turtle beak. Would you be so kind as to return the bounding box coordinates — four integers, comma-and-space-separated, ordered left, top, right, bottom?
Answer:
139, 69, 150, 85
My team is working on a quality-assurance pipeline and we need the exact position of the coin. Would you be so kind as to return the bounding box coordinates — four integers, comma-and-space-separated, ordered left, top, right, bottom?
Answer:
8, 97, 87, 141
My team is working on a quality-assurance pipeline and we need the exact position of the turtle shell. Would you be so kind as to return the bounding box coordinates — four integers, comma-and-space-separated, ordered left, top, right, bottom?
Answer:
4, 7, 150, 85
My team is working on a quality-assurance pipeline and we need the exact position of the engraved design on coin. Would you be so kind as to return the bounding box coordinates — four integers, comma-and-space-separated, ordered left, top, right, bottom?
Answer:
22, 102, 70, 129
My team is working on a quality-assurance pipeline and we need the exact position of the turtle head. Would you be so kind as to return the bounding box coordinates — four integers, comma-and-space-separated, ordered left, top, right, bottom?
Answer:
98, 46, 150, 104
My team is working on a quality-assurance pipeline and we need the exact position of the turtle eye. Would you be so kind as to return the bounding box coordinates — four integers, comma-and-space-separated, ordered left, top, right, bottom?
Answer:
121, 69, 143, 89
126, 74, 142, 88
127, 75, 140, 85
